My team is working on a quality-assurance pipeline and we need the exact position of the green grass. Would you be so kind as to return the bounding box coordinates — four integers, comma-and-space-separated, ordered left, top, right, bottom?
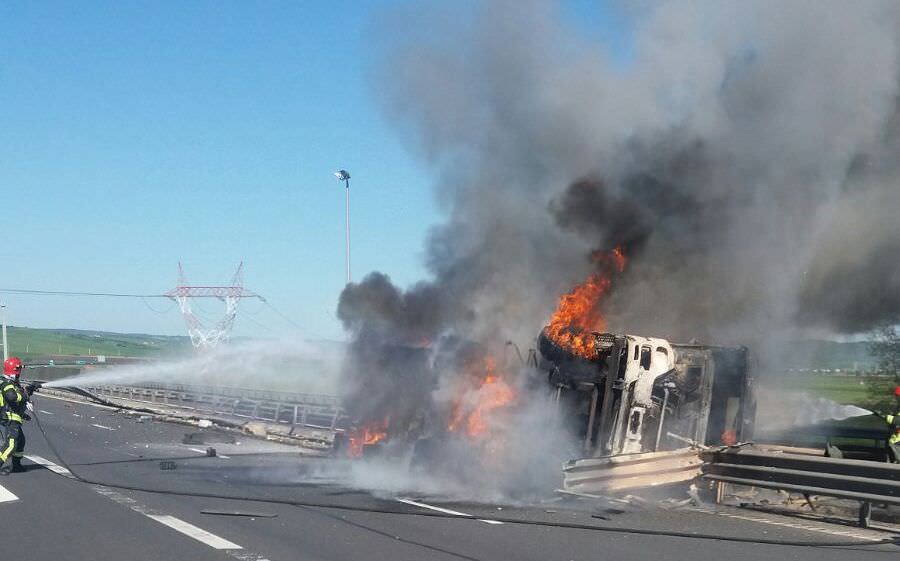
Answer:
781, 372, 895, 411
3, 326, 191, 359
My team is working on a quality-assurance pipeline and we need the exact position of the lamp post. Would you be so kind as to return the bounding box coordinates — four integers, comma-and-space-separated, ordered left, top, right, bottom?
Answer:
1, 303, 7, 361
333, 169, 351, 284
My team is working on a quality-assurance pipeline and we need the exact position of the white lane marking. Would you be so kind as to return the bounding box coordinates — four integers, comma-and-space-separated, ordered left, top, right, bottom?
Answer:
397, 498, 503, 525
39, 473, 269, 559
38, 410, 54, 415
72, 414, 81, 417
146, 515, 243, 550
0, 484, 19, 503
188, 447, 229, 459
91, 423, 117, 431
24, 455, 74, 478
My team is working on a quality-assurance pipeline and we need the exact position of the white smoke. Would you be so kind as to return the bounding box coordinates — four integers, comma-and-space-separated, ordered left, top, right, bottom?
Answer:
43, 338, 343, 394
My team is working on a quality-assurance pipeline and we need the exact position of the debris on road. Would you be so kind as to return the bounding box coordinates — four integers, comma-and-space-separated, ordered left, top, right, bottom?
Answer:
201, 509, 277, 518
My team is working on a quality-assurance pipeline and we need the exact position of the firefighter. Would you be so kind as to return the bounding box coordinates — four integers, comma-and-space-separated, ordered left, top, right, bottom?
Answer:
0, 357, 31, 475
873, 386, 900, 463
885, 412, 900, 464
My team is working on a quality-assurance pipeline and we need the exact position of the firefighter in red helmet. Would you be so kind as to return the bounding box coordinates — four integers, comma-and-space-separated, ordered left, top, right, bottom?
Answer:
0, 357, 32, 474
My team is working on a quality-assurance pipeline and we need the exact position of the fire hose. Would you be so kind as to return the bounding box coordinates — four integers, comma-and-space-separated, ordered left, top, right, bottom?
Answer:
23, 383, 900, 549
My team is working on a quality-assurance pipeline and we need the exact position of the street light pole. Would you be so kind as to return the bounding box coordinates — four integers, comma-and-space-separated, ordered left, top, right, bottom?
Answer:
1, 303, 7, 361
334, 170, 352, 284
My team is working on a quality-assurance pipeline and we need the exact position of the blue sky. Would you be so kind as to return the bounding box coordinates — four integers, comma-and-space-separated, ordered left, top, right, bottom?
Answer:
0, 1, 631, 340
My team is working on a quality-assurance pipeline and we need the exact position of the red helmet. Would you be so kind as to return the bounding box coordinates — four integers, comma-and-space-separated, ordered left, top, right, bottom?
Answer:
3, 357, 23, 378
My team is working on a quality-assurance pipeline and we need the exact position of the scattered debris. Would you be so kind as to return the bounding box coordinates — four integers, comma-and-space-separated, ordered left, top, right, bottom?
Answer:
201, 509, 277, 518
182, 432, 236, 445
197, 419, 213, 428
244, 422, 268, 437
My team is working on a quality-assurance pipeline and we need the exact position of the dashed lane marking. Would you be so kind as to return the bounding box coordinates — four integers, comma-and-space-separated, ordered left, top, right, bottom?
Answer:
188, 447, 230, 459
33, 458, 272, 560
25, 455, 74, 478
91, 423, 117, 431
397, 498, 503, 525
147, 514, 243, 550
38, 410, 54, 415
95, 487, 272, 560
0, 484, 18, 503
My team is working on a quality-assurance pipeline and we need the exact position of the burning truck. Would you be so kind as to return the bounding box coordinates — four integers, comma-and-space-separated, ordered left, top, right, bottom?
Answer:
335, 247, 757, 495
537, 246, 756, 459
539, 329, 756, 458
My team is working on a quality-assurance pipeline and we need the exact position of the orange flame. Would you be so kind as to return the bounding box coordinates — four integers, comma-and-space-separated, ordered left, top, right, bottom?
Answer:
546, 247, 627, 359
448, 356, 516, 438
346, 417, 389, 458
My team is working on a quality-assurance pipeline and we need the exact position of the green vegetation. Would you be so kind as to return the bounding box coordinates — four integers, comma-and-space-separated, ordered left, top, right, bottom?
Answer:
781, 372, 895, 411
783, 340, 877, 371
3, 326, 190, 359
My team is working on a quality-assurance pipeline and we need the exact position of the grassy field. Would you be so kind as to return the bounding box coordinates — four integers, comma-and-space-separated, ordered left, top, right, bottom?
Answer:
3, 326, 190, 360
780, 372, 896, 410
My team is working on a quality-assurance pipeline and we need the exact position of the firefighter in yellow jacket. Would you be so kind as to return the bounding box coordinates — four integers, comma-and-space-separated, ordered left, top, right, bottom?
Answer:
0, 357, 31, 475
885, 412, 900, 463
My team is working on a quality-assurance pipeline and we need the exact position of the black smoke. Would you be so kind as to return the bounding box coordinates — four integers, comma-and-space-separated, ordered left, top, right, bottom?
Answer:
337, 0, 900, 438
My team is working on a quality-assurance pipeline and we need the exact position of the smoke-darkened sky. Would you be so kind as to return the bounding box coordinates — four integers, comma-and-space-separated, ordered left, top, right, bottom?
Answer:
343, 0, 900, 351
336, 0, 900, 497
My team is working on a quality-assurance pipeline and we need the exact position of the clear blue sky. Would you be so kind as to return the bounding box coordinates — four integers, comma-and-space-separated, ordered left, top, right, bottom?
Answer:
0, 1, 631, 341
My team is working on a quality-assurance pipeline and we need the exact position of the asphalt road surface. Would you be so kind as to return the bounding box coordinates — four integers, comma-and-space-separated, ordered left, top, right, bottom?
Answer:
0, 394, 895, 561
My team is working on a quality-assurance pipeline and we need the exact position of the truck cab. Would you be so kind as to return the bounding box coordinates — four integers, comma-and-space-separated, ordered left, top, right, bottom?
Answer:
541, 331, 756, 457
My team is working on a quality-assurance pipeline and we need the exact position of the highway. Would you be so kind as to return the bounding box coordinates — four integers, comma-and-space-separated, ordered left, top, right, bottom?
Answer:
0, 394, 895, 561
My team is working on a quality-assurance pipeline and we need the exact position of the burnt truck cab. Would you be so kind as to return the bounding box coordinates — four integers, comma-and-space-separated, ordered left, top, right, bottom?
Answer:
541, 332, 756, 457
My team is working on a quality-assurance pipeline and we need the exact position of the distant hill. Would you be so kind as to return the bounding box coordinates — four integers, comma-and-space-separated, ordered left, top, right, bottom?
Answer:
2, 326, 191, 359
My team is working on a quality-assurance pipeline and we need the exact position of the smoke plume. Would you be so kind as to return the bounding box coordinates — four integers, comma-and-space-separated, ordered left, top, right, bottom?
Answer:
337, 0, 900, 493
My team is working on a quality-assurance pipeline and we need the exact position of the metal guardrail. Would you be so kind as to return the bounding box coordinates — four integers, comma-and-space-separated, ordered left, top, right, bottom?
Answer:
701, 446, 900, 526
562, 448, 704, 494
132, 382, 341, 408
86, 383, 344, 432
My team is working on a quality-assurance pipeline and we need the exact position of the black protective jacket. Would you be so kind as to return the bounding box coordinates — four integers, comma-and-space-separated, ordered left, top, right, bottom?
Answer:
0, 379, 27, 424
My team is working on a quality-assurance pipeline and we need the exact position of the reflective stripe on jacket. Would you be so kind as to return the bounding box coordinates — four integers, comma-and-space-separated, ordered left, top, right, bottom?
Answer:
0, 382, 25, 424
887, 415, 900, 446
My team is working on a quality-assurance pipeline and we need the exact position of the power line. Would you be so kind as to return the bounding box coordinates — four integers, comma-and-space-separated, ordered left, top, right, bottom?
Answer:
0, 288, 169, 298
237, 310, 274, 333
264, 301, 305, 331
0, 286, 307, 334
140, 296, 176, 315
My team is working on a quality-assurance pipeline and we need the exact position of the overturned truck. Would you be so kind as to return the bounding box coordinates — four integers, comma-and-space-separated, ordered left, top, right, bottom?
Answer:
540, 330, 756, 460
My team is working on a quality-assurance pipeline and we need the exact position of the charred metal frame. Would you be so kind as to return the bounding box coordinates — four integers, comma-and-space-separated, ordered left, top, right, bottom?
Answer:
540, 330, 756, 458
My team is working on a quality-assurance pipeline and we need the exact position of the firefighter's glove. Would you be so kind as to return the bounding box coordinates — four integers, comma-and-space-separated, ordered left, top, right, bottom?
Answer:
25, 402, 33, 413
